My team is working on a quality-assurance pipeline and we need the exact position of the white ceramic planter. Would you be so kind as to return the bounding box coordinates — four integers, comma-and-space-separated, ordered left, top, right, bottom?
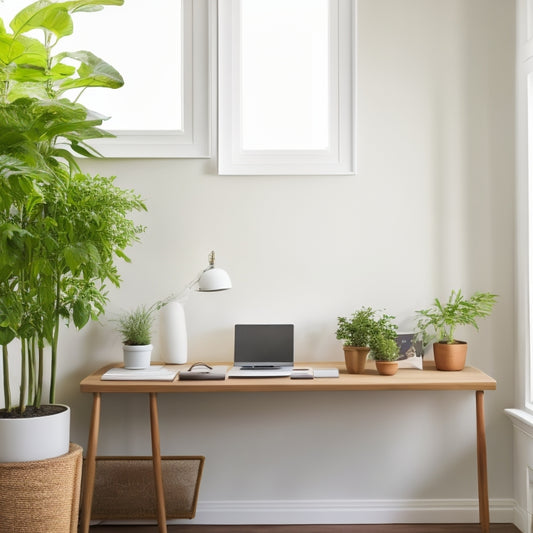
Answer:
123, 344, 153, 369
0, 404, 70, 462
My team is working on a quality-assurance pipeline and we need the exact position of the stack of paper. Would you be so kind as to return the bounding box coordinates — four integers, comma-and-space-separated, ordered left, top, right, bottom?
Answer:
101, 365, 179, 381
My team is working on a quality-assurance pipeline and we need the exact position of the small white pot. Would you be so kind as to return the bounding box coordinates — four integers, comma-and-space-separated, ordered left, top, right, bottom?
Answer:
0, 404, 70, 462
123, 344, 153, 369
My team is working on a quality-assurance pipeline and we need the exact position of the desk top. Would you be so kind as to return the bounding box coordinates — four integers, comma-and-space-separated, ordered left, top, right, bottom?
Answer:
80, 361, 496, 394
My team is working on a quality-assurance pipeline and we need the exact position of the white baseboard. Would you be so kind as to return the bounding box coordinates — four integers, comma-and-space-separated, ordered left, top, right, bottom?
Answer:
165, 498, 516, 525
93, 498, 517, 527
513, 503, 529, 533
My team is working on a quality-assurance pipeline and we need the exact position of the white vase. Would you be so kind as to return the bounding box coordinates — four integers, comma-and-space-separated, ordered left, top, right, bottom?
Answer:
159, 301, 188, 364
0, 404, 70, 462
123, 344, 153, 369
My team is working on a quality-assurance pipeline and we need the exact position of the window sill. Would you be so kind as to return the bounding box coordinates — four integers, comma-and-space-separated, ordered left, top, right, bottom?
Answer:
505, 408, 533, 438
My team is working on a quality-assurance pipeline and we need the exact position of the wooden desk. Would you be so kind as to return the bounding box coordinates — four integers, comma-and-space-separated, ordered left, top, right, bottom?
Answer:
79, 361, 496, 533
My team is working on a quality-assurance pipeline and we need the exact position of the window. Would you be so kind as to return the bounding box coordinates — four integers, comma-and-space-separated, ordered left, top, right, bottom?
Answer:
218, 0, 356, 175
87, 0, 210, 158
1, 0, 210, 158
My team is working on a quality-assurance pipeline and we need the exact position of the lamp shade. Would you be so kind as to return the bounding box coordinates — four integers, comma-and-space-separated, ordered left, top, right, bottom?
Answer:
198, 267, 232, 292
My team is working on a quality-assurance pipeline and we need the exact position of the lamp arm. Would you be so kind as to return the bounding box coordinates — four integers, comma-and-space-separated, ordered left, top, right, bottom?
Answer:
155, 267, 213, 310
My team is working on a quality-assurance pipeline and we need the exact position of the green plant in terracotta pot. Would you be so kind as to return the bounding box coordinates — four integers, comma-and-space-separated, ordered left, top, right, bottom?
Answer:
336, 307, 397, 374
370, 335, 400, 376
415, 290, 497, 371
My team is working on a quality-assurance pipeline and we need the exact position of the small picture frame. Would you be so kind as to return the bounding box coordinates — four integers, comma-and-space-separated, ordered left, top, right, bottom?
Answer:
396, 333, 424, 369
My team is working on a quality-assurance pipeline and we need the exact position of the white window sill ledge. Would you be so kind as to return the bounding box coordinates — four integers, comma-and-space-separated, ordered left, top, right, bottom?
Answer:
505, 408, 533, 438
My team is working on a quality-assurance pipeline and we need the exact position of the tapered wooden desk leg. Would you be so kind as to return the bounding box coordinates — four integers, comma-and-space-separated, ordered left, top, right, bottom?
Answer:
150, 392, 167, 533
476, 390, 490, 533
80, 392, 101, 533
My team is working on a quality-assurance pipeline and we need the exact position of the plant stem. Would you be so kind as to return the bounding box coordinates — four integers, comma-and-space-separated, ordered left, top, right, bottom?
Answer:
28, 336, 35, 406
2, 345, 11, 412
35, 342, 43, 409
49, 278, 61, 405
19, 339, 27, 414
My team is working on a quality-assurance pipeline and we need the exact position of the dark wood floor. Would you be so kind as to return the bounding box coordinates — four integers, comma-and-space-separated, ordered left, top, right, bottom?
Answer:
86, 524, 521, 532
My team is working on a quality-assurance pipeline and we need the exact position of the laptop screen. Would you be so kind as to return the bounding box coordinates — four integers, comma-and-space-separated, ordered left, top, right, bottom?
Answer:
234, 324, 294, 367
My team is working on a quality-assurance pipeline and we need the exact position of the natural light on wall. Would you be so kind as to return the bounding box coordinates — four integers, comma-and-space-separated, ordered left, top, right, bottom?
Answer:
241, 0, 329, 151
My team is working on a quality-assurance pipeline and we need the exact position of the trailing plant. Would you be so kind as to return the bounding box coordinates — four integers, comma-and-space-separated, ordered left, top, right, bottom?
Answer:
0, 0, 147, 416
415, 289, 497, 346
336, 307, 397, 348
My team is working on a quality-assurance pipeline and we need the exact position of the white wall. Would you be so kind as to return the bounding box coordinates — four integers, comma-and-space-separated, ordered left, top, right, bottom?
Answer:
17, 0, 520, 525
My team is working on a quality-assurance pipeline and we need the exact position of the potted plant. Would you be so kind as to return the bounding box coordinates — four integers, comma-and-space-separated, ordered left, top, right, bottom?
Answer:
415, 290, 497, 371
0, 1, 143, 530
370, 336, 400, 376
336, 307, 397, 374
115, 304, 158, 369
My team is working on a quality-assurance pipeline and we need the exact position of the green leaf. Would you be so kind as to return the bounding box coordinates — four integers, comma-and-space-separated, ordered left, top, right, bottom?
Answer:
11, 2, 74, 39
0, 326, 16, 345
72, 300, 90, 329
59, 0, 124, 11
56, 51, 123, 91
63, 244, 84, 271
1, 34, 47, 68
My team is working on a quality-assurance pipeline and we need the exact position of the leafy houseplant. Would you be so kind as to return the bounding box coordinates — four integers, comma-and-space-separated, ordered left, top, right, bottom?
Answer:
336, 307, 397, 374
415, 290, 497, 371
0, 0, 144, 437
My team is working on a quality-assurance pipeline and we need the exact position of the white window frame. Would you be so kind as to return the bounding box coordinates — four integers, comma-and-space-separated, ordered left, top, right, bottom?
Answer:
217, 0, 356, 175
517, 0, 533, 413
89, 0, 211, 158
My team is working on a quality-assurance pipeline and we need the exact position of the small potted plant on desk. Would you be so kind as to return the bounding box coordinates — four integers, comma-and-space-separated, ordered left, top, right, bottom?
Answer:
336, 307, 397, 374
415, 290, 497, 371
371, 335, 400, 376
116, 304, 160, 370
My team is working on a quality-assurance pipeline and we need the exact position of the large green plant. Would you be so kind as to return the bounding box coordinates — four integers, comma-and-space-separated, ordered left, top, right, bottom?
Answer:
415, 290, 497, 346
0, 0, 145, 415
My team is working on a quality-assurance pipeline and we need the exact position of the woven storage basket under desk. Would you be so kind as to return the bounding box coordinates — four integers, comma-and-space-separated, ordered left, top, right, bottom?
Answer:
89, 456, 204, 520
0, 443, 83, 533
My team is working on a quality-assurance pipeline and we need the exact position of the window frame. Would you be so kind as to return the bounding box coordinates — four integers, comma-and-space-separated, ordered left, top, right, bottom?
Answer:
217, 0, 356, 175
88, 0, 211, 159
517, 0, 533, 413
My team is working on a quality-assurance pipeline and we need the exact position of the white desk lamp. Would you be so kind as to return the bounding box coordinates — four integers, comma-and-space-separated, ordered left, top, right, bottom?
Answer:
159, 251, 231, 364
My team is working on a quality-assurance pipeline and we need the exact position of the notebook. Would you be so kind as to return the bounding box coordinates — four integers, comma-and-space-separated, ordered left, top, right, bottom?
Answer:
227, 324, 294, 378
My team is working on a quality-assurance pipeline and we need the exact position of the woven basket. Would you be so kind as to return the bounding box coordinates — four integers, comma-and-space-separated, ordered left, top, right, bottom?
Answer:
89, 456, 204, 520
0, 443, 83, 533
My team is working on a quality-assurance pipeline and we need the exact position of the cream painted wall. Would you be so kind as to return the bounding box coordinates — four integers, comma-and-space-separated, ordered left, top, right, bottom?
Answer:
9, 0, 518, 524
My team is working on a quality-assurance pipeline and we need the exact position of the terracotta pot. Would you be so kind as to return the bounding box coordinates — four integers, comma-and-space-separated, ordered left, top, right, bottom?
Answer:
343, 346, 370, 374
375, 361, 399, 376
433, 341, 467, 371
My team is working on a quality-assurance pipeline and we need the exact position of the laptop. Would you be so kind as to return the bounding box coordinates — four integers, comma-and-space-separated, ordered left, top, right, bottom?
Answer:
227, 324, 294, 378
